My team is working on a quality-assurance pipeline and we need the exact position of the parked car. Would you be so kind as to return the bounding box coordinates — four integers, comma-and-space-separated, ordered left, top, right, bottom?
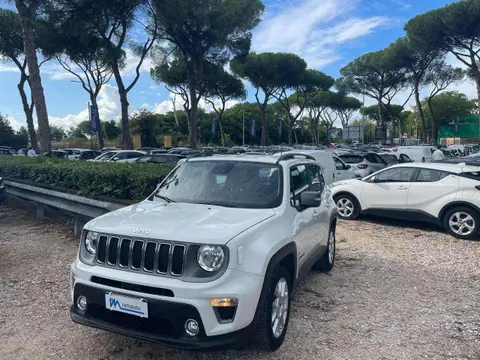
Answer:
63, 148, 84, 160
397, 146, 433, 163
337, 152, 388, 178
332, 156, 356, 181
0, 146, 15, 155
331, 162, 480, 239
378, 152, 413, 166
168, 147, 191, 155
0, 148, 13, 156
78, 150, 102, 161
92, 150, 146, 163
273, 150, 353, 185
70, 154, 338, 350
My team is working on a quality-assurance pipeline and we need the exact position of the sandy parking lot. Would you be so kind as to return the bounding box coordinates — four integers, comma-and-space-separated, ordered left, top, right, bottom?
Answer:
1, 205, 479, 360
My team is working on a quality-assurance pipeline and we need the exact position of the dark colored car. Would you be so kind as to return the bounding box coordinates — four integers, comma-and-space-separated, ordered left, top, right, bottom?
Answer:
168, 147, 190, 155
79, 150, 101, 161
0, 149, 13, 156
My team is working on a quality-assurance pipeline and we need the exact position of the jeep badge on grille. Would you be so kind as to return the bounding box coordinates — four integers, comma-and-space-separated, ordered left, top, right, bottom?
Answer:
133, 228, 151, 235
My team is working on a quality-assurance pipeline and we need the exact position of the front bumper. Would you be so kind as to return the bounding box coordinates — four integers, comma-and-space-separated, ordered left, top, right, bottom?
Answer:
71, 283, 252, 350
71, 260, 264, 348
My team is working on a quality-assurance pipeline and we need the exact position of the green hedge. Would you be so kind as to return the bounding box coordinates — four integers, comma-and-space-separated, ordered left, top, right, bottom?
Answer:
0, 156, 175, 201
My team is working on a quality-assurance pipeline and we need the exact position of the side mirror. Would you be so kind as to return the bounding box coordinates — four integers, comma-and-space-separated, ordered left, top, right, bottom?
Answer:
300, 191, 322, 208
346, 165, 351, 170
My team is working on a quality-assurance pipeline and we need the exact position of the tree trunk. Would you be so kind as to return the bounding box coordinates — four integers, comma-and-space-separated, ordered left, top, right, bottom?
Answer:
112, 63, 133, 149
17, 75, 38, 148
15, 0, 51, 152
414, 85, 427, 143
91, 96, 105, 149
377, 99, 385, 144
188, 95, 199, 148
218, 115, 226, 147
475, 76, 480, 139
427, 99, 437, 145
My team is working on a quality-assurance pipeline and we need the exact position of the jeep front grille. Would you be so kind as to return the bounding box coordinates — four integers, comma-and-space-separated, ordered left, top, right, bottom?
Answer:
95, 235, 186, 276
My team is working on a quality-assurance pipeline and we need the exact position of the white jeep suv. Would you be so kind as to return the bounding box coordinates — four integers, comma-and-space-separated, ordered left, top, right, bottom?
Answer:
331, 162, 480, 240
70, 154, 338, 350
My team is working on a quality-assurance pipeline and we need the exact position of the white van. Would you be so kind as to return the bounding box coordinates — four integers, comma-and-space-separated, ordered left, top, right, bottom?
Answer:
397, 146, 432, 163
273, 150, 355, 185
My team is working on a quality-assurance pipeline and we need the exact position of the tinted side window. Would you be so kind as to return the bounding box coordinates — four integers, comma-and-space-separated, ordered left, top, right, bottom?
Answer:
290, 165, 309, 208
416, 169, 449, 182
365, 154, 378, 163
307, 164, 325, 194
333, 157, 345, 170
376, 168, 416, 183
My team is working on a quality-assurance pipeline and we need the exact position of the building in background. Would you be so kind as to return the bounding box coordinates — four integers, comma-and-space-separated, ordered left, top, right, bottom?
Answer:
438, 116, 479, 146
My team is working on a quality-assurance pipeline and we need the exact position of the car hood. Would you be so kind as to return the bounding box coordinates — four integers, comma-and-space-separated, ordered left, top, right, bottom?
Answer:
332, 178, 363, 187
85, 201, 276, 245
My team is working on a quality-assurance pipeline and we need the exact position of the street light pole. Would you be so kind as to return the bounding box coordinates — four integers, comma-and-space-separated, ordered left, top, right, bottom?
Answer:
362, 93, 365, 146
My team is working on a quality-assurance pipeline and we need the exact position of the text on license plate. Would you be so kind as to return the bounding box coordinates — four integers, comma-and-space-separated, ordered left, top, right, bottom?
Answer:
105, 293, 149, 318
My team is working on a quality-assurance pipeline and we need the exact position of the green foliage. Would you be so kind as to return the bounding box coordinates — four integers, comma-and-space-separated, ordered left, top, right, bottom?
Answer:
130, 110, 161, 147
0, 9, 23, 59
0, 156, 175, 201
103, 120, 122, 140
418, 92, 476, 129
0, 114, 28, 149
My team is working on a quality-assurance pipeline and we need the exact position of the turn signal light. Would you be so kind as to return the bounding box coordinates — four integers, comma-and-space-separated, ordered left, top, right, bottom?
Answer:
475, 185, 480, 191
357, 164, 368, 169
211, 298, 239, 307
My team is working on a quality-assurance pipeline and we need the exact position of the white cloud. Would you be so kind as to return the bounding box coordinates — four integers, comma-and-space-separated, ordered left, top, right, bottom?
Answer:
252, 0, 390, 68
49, 84, 121, 129
0, 63, 19, 73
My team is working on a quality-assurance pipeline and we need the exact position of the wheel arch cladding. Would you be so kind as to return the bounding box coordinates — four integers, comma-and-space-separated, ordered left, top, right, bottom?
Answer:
265, 242, 297, 287
333, 192, 362, 211
439, 202, 480, 223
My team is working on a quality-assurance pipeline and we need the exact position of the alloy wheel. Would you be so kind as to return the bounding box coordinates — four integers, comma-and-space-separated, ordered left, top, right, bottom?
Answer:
449, 212, 475, 236
337, 198, 354, 218
271, 278, 289, 339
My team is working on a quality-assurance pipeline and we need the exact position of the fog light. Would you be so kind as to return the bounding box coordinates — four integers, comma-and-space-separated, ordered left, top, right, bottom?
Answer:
185, 319, 199, 336
76, 296, 87, 311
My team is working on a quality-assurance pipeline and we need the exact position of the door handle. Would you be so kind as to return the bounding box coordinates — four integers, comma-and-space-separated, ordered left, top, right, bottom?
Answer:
397, 186, 408, 190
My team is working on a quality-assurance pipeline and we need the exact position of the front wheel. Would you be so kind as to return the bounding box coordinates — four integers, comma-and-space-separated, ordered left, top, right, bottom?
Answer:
254, 265, 292, 351
334, 194, 359, 220
313, 227, 336, 272
444, 207, 479, 240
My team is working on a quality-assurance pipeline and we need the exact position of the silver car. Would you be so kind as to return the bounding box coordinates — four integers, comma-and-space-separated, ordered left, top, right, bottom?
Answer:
338, 152, 388, 178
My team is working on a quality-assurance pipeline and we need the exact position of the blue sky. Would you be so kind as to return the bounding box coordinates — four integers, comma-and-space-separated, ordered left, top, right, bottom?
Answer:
0, 0, 464, 130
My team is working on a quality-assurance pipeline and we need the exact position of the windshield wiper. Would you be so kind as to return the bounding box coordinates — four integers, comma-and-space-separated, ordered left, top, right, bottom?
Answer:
196, 201, 238, 208
154, 194, 176, 203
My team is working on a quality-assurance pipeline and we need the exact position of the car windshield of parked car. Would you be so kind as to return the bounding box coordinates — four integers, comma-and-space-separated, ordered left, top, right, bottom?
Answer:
380, 154, 398, 164
154, 160, 283, 209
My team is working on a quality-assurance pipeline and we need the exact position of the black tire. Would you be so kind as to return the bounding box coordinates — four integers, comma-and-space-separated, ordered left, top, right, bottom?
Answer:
443, 207, 480, 240
254, 265, 292, 351
313, 227, 336, 272
334, 194, 360, 220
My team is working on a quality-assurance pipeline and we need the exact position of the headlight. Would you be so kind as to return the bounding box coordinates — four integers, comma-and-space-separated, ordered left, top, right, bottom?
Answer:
197, 245, 225, 272
85, 231, 99, 255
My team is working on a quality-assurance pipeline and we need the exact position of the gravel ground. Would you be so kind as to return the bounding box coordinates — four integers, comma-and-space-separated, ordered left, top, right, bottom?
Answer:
1, 205, 479, 360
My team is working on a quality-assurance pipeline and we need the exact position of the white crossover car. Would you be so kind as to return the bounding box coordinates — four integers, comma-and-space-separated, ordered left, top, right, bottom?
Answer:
70, 154, 338, 350
331, 162, 480, 240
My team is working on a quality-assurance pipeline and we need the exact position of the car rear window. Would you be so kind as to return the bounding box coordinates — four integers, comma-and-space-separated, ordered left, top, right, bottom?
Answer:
339, 155, 364, 164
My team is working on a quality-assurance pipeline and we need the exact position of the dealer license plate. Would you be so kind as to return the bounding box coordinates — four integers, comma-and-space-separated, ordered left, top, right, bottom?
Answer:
105, 293, 149, 318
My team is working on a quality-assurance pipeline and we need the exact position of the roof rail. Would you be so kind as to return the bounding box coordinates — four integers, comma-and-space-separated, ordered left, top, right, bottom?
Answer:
276, 153, 316, 164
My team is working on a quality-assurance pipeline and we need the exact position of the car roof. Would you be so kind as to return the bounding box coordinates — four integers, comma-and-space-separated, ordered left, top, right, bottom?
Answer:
188, 153, 315, 166
389, 162, 480, 173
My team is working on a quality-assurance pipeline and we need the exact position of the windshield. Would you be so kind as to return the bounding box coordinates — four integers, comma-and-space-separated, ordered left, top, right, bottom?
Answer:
154, 160, 283, 209
95, 152, 116, 161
